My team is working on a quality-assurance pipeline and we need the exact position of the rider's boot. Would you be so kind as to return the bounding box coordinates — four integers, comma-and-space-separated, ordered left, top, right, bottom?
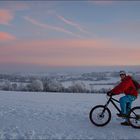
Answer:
117, 113, 128, 118
120, 121, 131, 126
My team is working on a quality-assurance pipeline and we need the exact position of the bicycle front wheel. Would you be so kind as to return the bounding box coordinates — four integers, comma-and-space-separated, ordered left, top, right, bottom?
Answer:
128, 106, 140, 129
89, 105, 111, 127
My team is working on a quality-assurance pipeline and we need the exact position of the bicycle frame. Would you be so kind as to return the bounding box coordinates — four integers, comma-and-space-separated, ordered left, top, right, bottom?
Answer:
104, 96, 139, 119
104, 96, 121, 114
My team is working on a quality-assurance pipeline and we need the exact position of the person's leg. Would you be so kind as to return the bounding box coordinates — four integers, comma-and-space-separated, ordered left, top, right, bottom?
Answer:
119, 96, 128, 114
126, 95, 136, 115
120, 95, 136, 125
119, 95, 136, 115
126, 102, 131, 115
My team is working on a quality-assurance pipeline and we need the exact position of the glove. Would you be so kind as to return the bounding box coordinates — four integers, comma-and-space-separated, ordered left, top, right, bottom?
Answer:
107, 91, 113, 96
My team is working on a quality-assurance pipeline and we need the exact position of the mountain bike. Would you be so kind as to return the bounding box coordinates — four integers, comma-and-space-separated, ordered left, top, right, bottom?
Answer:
89, 94, 140, 129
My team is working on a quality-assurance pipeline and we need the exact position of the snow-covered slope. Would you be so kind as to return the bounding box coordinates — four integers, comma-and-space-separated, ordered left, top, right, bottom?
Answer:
0, 91, 140, 139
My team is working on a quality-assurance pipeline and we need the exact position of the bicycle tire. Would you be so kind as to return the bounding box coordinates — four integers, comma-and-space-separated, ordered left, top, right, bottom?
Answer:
128, 106, 140, 129
89, 105, 111, 127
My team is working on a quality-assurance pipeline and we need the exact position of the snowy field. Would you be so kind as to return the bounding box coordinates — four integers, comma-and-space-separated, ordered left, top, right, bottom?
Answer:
0, 91, 140, 139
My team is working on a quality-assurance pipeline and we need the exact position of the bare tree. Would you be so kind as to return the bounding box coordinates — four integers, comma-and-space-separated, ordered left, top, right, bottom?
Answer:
2, 80, 12, 91
68, 81, 87, 93
30, 79, 44, 92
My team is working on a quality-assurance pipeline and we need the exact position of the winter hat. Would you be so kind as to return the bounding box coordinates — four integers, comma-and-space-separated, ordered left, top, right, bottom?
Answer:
119, 70, 126, 75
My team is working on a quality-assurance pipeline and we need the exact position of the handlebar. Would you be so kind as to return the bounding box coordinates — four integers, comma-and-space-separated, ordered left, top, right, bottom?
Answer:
106, 94, 112, 99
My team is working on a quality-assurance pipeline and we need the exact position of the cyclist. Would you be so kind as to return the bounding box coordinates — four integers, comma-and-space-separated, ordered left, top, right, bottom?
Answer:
107, 70, 140, 126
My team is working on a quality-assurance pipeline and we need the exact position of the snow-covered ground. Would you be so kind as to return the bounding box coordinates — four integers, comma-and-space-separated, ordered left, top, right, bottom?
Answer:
0, 91, 140, 139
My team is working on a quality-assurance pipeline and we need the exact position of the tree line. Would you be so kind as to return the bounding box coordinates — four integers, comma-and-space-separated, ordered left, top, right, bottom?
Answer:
0, 78, 111, 93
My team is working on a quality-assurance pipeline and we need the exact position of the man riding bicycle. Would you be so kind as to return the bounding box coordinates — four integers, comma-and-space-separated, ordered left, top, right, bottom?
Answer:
107, 71, 140, 126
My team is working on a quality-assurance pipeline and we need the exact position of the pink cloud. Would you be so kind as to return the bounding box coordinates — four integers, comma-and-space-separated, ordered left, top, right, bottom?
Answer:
23, 16, 83, 38
0, 3, 29, 25
0, 9, 13, 25
0, 32, 16, 42
0, 39, 140, 66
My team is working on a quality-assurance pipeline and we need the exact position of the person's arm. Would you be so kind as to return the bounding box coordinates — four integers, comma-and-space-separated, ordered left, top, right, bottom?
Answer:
111, 79, 130, 95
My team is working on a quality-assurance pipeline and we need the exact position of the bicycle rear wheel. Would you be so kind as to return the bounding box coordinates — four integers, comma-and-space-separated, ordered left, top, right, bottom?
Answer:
128, 106, 140, 129
89, 105, 111, 127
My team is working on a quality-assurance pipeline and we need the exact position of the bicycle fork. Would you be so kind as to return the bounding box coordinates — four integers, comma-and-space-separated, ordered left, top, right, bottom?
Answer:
100, 98, 111, 117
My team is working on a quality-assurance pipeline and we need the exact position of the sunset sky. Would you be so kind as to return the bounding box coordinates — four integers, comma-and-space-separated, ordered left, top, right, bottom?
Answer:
0, 1, 140, 72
